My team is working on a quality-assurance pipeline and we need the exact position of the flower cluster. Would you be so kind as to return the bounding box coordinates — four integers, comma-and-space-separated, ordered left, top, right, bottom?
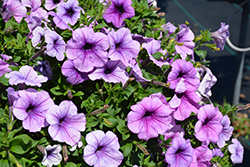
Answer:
0, 0, 244, 167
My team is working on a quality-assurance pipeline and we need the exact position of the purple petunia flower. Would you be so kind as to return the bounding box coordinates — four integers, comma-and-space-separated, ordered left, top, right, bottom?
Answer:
162, 22, 177, 36
56, 0, 83, 26
2, 0, 27, 23
61, 60, 89, 85
165, 137, 193, 167
32, 26, 49, 47
175, 24, 195, 60
216, 115, 234, 148
212, 148, 223, 158
5, 65, 48, 87
45, 30, 66, 61
164, 125, 185, 142
142, 39, 169, 67
46, 100, 86, 146
128, 59, 150, 82
83, 130, 124, 167
169, 90, 201, 121
66, 27, 109, 72
34, 60, 53, 80
211, 22, 229, 51
0, 58, 12, 78
228, 138, 244, 164
190, 146, 213, 167
168, 59, 200, 94
108, 28, 140, 67
195, 104, 223, 143
45, 0, 63, 10
88, 60, 129, 85
12, 89, 54, 132
103, 0, 135, 28
127, 95, 173, 141
41, 144, 62, 167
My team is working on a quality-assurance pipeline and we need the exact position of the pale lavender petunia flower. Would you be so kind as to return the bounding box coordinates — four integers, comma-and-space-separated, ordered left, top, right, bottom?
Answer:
168, 59, 200, 94
211, 22, 229, 51
45, 30, 66, 61
190, 146, 213, 167
45, 0, 63, 10
0, 58, 12, 78
165, 137, 193, 167
217, 115, 234, 148
41, 144, 62, 167
212, 148, 223, 158
26, 15, 41, 32
88, 60, 129, 85
66, 27, 109, 72
56, 0, 83, 26
175, 24, 195, 60
132, 34, 153, 44
7, 87, 19, 106
103, 0, 135, 28
5, 65, 48, 87
127, 96, 173, 141
46, 100, 86, 146
32, 26, 49, 47
195, 104, 223, 143
108, 28, 140, 66
228, 138, 244, 164
12, 89, 54, 132
83, 130, 124, 167
162, 22, 177, 36
61, 60, 89, 85
2, 0, 27, 23
1, 54, 12, 61
169, 90, 201, 121
142, 39, 169, 67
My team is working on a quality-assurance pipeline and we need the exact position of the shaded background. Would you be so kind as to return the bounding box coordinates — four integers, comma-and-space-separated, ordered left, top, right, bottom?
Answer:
156, 0, 250, 166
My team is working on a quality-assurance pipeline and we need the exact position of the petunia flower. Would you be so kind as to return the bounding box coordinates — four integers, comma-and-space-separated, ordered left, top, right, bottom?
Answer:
41, 144, 62, 167
66, 27, 109, 72
211, 22, 229, 51
162, 22, 177, 36
190, 146, 213, 167
127, 95, 173, 141
45, 30, 66, 61
228, 138, 244, 164
216, 115, 234, 148
103, 0, 135, 28
45, 0, 63, 10
56, 0, 83, 26
165, 137, 193, 167
168, 59, 200, 94
32, 26, 49, 47
34, 60, 53, 80
61, 60, 89, 85
5, 65, 48, 87
128, 59, 150, 82
175, 24, 195, 60
164, 125, 185, 142
83, 130, 124, 167
212, 148, 223, 158
12, 89, 54, 132
195, 104, 223, 143
46, 100, 86, 146
2, 0, 27, 23
0, 58, 12, 78
108, 28, 140, 67
88, 60, 129, 85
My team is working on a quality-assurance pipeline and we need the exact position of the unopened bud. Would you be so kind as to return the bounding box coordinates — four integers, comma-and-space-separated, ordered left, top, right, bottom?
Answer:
90, 104, 109, 116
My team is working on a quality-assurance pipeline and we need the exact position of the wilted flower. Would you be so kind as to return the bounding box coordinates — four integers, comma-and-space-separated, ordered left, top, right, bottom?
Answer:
41, 145, 62, 167
211, 22, 229, 51
103, 0, 135, 28
228, 138, 244, 164
83, 130, 124, 167
127, 95, 173, 141
66, 27, 109, 72
46, 100, 86, 146
165, 137, 193, 167
5, 65, 48, 87
12, 89, 54, 132
195, 104, 223, 143
217, 115, 234, 148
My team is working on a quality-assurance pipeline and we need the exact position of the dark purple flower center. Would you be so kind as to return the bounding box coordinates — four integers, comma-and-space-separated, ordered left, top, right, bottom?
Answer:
115, 4, 125, 14
67, 7, 75, 16
84, 43, 93, 50
115, 42, 122, 49
96, 145, 104, 152
59, 117, 65, 124
53, 0, 61, 4
177, 72, 185, 78
26, 104, 34, 113
175, 148, 183, 154
104, 68, 112, 74
202, 118, 211, 126
144, 111, 153, 117
177, 93, 184, 99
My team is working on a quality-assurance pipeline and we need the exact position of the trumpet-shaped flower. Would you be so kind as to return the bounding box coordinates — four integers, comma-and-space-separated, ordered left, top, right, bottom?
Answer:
195, 105, 223, 143
165, 137, 193, 167
228, 138, 244, 164
2, 0, 27, 23
46, 100, 86, 146
5, 65, 48, 87
127, 96, 173, 141
103, 0, 135, 28
217, 115, 234, 148
83, 130, 124, 167
0, 58, 11, 78
12, 89, 54, 132
45, 0, 63, 10
211, 22, 229, 51
32, 26, 49, 47
190, 146, 212, 167
42, 145, 62, 167
108, 28, 140, 66
66, 27, 109, 72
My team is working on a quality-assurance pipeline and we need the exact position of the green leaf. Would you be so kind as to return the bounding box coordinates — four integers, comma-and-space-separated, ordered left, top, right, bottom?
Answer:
120, 143, 133, 157
73, 91, 84, 97
0, 74, 9, 86
17, 33, 22, 47
9, 134, 39, 154
7, 126, 22, 140
194, 50, 207, 59
151, 52, 163, 60
86, 117, 100, 128
94, 22, 108, 30
50, 86, 63, 96
0, 159, 9, 167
